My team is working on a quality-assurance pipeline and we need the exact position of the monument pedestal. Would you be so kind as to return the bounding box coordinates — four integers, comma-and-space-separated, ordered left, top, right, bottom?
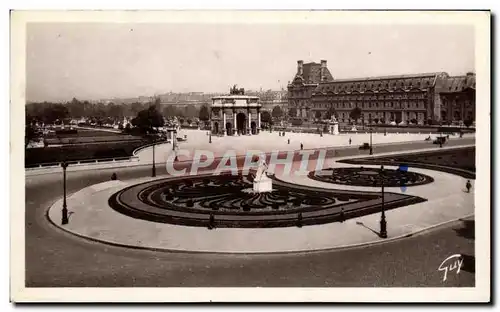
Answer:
328, 122, 339, 135
253, 174, 272, 193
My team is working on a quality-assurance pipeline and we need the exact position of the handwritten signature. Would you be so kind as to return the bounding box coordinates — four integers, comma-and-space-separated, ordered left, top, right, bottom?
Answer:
438, 254, 463, 282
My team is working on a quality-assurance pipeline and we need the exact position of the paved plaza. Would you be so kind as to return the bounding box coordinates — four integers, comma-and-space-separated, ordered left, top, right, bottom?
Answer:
136, 129, 475, 164
47, 144, 475, 253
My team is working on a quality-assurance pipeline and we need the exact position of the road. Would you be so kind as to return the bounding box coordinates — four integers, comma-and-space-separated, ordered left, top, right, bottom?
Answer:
25, 141, 475, 287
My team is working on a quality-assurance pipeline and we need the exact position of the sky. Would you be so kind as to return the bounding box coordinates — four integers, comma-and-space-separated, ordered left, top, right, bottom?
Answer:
26, 23, 475, 102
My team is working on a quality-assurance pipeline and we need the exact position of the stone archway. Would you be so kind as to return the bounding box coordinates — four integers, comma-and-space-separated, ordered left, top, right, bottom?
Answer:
236, 113, 247, 135
226, 122, 233, 136
251, 121, 257, 135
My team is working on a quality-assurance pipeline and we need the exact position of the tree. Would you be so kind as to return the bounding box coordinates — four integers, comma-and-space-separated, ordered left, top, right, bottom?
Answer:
25, 115, 40, 149
131, 106, 164, 134
288, 107, 297, 118
163, 105, 180, 118
373, 118, 379, 124
187, 118, 192, 125
179, 118, 185, 124
464, 118, 473, 128
199, 105, 210, 121
184, 105, 199, 118
315, 110, 322, 120
272, 105, 284, 119
40, 103, 69, 125
260, 111, 271, 123
325, 107, 337, 120
131, 102, 145, 115
349, 107, 362, 124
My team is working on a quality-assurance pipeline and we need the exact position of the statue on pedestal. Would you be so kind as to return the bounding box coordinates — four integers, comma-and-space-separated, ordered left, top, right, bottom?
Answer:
253, 156, 272, 193
328, 115, 340, 135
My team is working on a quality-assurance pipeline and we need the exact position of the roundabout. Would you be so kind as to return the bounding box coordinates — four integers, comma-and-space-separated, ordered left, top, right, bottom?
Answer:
108, 172, 425, 228
43, 144, 475, 254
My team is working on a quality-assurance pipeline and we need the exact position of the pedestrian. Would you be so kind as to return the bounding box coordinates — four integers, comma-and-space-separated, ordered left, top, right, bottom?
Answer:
300, 143, 303, 150
288, 138, 290, 144
349, 138, 352, 145
339, 208, 345, 223
466, 180, 472, 193
297, 212, 303, 228
209, 212, 215, 230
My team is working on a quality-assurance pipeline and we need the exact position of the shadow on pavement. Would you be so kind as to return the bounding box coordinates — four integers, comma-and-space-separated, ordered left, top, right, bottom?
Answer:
355, 221, 381, 237
454, 219, 475, 240
460, 254, 476, 274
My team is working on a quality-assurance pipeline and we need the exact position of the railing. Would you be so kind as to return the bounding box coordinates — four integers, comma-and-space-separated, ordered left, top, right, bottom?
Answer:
25, 156, 141, 171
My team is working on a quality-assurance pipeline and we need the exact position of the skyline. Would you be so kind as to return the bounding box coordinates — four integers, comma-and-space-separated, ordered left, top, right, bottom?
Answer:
26, 23, 475, 102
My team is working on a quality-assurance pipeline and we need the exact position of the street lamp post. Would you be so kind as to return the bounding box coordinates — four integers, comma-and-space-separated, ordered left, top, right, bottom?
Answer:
61, 161, 69, 225
152, 136, 156, 177
379, 164, 387, 238
369, 127, 373, 155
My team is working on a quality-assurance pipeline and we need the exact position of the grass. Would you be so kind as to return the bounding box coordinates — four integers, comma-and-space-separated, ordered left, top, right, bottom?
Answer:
25, 140, 148, 167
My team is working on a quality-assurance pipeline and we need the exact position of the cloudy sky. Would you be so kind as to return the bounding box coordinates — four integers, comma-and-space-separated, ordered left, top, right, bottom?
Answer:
26, 23, 474, 102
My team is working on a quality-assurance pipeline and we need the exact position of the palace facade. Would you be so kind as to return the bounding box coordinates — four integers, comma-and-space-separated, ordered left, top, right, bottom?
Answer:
287, 60, 475, 125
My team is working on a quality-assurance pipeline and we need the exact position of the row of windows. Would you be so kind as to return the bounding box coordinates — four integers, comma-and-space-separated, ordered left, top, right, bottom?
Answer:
315, 80, 432, 92
291, 92, 427, 99
294, 102, 426, 109
313, 111, 428, 122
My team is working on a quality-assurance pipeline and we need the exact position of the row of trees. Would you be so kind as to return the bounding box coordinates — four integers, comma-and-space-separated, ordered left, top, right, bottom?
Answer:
26, 97, 208, 125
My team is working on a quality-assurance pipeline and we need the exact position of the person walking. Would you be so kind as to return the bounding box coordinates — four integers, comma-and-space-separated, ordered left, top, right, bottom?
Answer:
209, 212, 215, 230
288, 138, 290, 144
300, 143, 303, 150
339, 207, 345, 223
466, 180, 472, 193
349, 138, 352, 145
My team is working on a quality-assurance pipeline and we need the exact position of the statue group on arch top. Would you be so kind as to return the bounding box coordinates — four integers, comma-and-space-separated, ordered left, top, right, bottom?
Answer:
230, 84, 245, 95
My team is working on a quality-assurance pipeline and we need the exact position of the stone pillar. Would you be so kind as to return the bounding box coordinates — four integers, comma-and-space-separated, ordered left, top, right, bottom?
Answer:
233, 111, 237, 135
223, 112, 226, 136
258, 110, 261, 131
248, 112, 252, 135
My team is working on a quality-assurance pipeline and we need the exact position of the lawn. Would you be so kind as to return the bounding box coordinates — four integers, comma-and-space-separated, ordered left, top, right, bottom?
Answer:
25, 140, 149, 167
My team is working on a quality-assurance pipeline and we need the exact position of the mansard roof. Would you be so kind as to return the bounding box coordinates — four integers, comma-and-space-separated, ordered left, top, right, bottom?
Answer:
294, 62, 334, 84
437, 74, 476, 93
314, 73, 439, 94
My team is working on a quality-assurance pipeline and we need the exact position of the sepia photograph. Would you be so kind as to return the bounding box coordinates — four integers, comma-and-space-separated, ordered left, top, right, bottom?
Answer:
11, 10, 490, 302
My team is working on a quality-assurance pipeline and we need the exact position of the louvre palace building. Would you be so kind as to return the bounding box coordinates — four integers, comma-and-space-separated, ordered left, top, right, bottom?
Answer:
287, 60, 476, 125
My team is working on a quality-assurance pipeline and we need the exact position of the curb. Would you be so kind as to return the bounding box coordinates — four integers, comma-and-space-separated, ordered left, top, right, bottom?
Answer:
45, 193, 474, 255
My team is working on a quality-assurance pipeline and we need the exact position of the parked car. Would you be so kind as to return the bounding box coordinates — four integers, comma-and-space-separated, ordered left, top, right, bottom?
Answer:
359, 142, 371, 150
433, 136, 447, 145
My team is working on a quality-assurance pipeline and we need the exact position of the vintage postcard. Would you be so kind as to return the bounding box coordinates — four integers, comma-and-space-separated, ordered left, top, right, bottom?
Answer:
11, 10, 490, 302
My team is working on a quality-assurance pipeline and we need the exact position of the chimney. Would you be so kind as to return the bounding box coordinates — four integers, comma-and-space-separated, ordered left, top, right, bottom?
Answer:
297, 60, 304, 76
320, 60, 327, 81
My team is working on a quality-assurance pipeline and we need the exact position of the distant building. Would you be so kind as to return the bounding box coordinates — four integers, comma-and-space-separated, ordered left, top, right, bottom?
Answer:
287, 60, 475, 124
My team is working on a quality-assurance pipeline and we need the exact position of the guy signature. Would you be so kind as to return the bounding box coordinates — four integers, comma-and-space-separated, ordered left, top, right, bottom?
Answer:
438, 254, 463, 282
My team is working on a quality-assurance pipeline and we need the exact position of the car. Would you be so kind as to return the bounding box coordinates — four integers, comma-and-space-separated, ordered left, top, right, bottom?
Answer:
359, 142, 371, 150
433, 136, 447, 145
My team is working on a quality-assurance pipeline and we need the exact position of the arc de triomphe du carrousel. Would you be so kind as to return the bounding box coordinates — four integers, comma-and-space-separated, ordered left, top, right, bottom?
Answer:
210, 85, 262, 136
